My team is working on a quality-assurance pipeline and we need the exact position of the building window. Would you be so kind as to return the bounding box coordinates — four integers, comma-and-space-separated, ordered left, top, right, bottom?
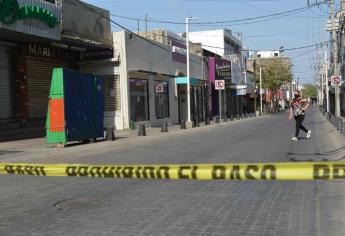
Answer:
129, 79, 149, 122
154, 80, 169, 119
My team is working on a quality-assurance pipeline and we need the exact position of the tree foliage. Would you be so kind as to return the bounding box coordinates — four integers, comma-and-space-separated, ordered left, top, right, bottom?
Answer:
254, 58, 292, 90
301, 84, 317, 98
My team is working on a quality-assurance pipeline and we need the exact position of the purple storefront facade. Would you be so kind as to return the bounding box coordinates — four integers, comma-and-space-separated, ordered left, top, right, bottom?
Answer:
208, 57, 232, 117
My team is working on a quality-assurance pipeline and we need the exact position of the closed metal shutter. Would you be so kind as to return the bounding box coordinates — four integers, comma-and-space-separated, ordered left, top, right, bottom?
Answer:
103, 75, 120, 111
26, 57, 71, 118
80, 63, 120, 111
0, 46, 14, 119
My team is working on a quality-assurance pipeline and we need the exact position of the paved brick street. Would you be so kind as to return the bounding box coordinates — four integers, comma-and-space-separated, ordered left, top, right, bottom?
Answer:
1, 107, 345, 236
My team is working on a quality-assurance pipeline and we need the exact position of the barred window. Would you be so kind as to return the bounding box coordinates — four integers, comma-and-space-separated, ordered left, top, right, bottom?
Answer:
103, 75, 120, 112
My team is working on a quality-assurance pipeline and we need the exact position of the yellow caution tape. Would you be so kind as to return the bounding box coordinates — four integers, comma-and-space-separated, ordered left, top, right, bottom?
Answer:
0, 162, 345, 180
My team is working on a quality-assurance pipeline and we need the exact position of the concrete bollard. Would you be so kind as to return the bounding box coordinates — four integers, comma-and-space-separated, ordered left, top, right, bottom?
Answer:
138, 124, 146, 136
337, 118, 343, 131
180, 120, 186, 129
105, 126, 115, 141
230, 114, 234, 121
236, 114, 240, 120
223, 116, 228, 122
215, 116, 220, 123
161, 122, 168, 132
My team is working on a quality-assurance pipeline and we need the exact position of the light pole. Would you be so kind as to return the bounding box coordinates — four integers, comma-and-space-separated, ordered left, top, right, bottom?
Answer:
329, 0, 340, 117
259, 68, 264, 115
186, 17, 198, 126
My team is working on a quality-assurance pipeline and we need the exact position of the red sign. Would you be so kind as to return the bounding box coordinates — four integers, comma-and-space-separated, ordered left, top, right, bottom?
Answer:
215, 80, 225, 90
331, 76, 341, 86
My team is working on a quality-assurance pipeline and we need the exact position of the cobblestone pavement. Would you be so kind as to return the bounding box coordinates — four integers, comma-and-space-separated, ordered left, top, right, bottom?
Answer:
0, 107, 345, 236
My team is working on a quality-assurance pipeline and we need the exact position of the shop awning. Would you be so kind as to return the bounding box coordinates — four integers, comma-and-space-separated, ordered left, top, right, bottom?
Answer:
175, 77, 206, 86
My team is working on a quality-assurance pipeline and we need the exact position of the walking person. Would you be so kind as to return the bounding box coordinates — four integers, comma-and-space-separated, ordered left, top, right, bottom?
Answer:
289, 93, 311, 141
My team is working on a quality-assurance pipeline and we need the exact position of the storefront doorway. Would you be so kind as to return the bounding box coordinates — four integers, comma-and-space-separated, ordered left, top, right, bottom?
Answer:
129, 79, 149, 122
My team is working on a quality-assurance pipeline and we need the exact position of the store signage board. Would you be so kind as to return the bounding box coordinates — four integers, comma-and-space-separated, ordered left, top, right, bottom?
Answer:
0, 0, 61, 40
236, 89, 246, 96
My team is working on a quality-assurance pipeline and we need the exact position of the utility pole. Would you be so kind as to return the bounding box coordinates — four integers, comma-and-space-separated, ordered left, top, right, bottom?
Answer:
260, 68, 264, 115
186, 17, 197, 127
330, 0, 340, 117
145, 14, 148, 38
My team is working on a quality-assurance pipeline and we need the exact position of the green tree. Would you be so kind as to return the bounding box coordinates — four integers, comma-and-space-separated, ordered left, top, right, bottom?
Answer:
301, 84, 317, 98
254, 58, 293, 90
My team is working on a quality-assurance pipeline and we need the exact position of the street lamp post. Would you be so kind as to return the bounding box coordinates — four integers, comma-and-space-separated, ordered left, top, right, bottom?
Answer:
186, 17, 198, 127
259, 68, 264, 115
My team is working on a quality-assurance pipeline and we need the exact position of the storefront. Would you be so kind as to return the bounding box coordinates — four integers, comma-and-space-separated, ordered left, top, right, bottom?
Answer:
19, 43, 79, 119
208, 57, 232, 118
0, 0, 62, 122
129, 78, 150, 122
0, 44, 15, 120
176, 77, 206, 124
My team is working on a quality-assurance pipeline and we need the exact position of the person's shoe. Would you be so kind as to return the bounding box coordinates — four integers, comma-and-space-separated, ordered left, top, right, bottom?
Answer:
306, 130, 311, 139
291, 137, 298, 141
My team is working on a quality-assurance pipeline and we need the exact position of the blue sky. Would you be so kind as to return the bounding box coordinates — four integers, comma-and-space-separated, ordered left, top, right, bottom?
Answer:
84, 0, 333, 85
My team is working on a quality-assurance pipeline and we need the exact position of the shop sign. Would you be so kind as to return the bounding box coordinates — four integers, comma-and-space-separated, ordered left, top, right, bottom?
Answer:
208, 57, 231, 82
25, 43, 79, 61
216, 63, 231, 80
171, 40, 186, 64
236, 89, 246, 96
0, 0, 61, 40
83, 48, 114, 60
0, 0, 57, 27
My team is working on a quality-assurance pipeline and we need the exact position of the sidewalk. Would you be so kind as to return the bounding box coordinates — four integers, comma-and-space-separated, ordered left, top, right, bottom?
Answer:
0, 114, 261, 162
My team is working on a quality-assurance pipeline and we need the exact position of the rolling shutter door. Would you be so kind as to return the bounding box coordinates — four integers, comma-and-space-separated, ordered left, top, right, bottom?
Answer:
0, 46, 14, 119
26, 57, 71, 118
80, 63, 120, 111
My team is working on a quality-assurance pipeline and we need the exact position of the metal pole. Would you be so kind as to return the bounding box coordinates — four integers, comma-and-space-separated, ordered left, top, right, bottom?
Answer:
330, 0, 340, 117
260, 68, 263, 115
219, 89, 222, 123
145, 14, 148, 38
186, 17, 197, 125
321, 73, 324, 106
326, 64, 330, 112
186, 18, 191, 123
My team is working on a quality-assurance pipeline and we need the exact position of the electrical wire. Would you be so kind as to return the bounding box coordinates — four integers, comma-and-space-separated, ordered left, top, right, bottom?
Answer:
109, 0, 329, 26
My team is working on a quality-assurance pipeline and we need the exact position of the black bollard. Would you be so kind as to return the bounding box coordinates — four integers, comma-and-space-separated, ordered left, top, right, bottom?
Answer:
180, 120, 186, 129
205, 116, 210, 125
138, 124, 146, 136
161, 122, 168, 132
195, 118, 200, 127
106, 126, 115, 141
342, 122, 345, 135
